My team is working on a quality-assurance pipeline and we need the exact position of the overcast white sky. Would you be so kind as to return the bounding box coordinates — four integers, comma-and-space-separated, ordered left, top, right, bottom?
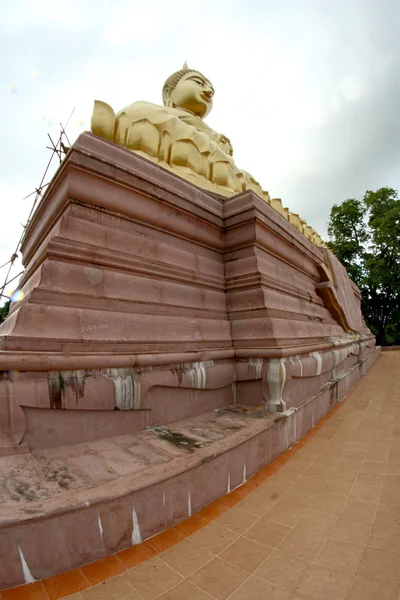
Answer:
1, 0, 399, 301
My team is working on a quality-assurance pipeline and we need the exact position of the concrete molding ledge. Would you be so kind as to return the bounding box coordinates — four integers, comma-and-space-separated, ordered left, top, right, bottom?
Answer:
0, 346, 380, 590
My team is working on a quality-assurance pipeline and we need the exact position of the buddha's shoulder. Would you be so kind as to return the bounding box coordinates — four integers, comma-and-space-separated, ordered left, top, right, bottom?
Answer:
116, 101, 187, 123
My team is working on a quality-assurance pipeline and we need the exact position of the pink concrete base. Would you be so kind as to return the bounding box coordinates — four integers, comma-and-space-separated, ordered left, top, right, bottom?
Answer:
0, 345, 380, 589
0, 133, 380, 588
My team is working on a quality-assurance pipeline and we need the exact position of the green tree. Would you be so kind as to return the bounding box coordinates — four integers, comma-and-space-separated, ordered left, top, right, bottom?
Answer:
327, 187, 400, 346
0, 300, 10, 323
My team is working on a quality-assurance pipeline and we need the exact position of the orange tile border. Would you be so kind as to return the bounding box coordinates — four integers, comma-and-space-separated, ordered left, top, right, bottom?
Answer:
116, 541, 158, 569
174, 515, 209, 536
146, 527, 186, 553
219, 491, 243, 508
0, 367, 371, 600
233, 480, 258, 497
197, 498, 230, 520
80, 554, 126, 586
1, 581, 48, 600
42, 569, 90, 600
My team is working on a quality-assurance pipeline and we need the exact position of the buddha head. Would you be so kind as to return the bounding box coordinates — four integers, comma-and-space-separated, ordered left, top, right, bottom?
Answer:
162, 62, 214, 119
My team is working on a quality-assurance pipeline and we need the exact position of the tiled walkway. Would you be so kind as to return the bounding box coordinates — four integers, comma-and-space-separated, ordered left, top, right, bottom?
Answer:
3, 351, 400, 600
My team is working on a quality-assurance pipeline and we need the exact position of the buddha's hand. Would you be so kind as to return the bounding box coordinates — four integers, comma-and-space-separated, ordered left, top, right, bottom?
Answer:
219, 135, 233, 156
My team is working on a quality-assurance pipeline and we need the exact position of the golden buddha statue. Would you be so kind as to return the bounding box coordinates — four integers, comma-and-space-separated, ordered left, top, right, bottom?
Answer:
91, 63, 323, 245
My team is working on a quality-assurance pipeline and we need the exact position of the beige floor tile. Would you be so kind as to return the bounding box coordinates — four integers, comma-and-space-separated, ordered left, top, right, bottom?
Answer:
345, 450, 367, 461
381, 477, 400, 505
214, 507, 259, 534
123, 557, 183, 599
219, 535, 273, 572
313, 454, 340, 467
229, 575, 291, 600
315, 538, 364, 574
290, 452, 315, 465
257, 482, 289, 503
385, 461, 400, 475
368, 523, 400, 553
329, 469, 358, 484
278, 527, 326, 561
63, 595, 83, 600
349, 482, 381, 503
254, 548, 311, 591
292, 474, 325, 493
81, 575, 142, 599
266, 468, 302, 487
304, 464, 334, 479
365, 451, 389, 463
160, 538, 213, 577
238, 490, 279, 516
303, 439, 328, 453
295, 509, 337, 536
264, 500, 305, 527
336, 457, 363, 471
347, 442, 369, 453
156, 580, 213, 600
330, 517, 371, 545
346, 575, 400, 600
341, 498, 377, 522
296, 563, 353, 599
279, 462, 309, 475
309, 491, 348, 516
245, 518, 291, 547
358, 547, 400, 582
188, 556, 248, 600
190, 521, 239, 554
281, 487, 317, 508
356, 471, 384, 488
319, 479, 354, 496
375, 503, 400, 527
360, 460, 387, 473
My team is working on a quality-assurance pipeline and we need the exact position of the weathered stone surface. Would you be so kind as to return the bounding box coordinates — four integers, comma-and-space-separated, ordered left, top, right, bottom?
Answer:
0, 133, 380, 588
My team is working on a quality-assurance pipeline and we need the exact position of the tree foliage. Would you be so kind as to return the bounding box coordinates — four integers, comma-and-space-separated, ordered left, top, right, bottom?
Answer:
327, 187, 400, 346
0, 300, 10, 324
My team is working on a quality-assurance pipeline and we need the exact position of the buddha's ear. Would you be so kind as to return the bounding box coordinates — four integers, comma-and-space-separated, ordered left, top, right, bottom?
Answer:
165, 98, 174, 108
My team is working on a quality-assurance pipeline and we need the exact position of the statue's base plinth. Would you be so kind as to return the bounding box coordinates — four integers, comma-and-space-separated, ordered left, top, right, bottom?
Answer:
0, 133, 380, 587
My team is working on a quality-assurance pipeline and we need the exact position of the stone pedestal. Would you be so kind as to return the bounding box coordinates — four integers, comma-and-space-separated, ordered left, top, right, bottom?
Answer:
0, 133, 377, 449
0, 133, 380, 588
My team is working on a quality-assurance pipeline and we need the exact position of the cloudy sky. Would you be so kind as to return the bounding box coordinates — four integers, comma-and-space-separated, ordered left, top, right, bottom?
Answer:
1, 0, 399, 301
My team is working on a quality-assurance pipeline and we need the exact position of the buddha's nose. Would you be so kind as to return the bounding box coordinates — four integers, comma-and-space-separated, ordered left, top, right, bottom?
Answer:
202, 88, 213, 100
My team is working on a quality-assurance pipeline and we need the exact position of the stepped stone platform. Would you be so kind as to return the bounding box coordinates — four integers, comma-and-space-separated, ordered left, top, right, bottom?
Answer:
0, 133, 380, 588
2, 351, 396, 600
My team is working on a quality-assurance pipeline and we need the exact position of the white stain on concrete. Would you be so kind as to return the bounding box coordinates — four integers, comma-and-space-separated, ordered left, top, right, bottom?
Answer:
282, 408, 296, 449
162, 493, 166, 506
187, 361, 212, 389
18, 546, 35, 584
103, 368, 143, 410
232, 382, 237, 404
297, 356, 304, 377
131, 504, 142, 545
332, 347, 349, 377
227, 473, 231, 494
242, 463, 247, 483
188, 490, 192, 517
97, 510, 104, 540
266, 359, 287, 411
249, 358, 263, 379
311, 352, 322, 376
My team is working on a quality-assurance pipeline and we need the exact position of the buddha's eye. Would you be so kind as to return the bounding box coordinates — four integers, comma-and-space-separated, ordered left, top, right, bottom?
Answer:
191, 78, 205, 86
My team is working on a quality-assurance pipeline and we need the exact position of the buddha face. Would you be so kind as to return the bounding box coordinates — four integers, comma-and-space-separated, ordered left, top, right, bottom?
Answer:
168, 72, 214, 119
